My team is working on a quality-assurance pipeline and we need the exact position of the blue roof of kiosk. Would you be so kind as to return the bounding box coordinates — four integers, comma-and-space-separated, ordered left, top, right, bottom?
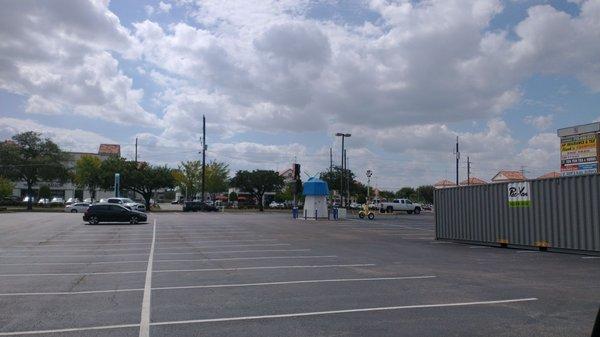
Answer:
302, 177, 329, 196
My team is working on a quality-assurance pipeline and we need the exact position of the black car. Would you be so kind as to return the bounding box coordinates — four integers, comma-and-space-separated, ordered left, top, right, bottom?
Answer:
83, 203, 147, 225
183, 201, 219, 212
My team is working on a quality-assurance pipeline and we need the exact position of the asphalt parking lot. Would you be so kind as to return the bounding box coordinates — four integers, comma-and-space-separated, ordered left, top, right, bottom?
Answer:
0, 211, 598, 336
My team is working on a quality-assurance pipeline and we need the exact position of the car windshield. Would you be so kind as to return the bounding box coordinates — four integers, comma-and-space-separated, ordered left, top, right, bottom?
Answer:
121, 198, 134, 203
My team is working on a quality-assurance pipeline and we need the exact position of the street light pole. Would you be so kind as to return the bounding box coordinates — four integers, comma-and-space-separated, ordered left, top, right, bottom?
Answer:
335, 133, 351, 208
366, 170, 372, 202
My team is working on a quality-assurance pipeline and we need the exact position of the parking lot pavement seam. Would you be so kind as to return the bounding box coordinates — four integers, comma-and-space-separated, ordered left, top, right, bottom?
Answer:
148, 298, 539, 327
139, 219, 157, 337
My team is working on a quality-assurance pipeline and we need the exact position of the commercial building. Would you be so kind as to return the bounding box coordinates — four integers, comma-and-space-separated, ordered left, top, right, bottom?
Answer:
12, 144, 121, 201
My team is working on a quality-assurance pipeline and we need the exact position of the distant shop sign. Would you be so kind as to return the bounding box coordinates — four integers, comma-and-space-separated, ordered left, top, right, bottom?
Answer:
507, 182, 530, 208
557, 122, 600, 176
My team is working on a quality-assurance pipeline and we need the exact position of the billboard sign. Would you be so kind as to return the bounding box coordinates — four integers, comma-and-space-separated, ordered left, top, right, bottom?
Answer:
508, 182, 531, 207
560, 133, 598, 176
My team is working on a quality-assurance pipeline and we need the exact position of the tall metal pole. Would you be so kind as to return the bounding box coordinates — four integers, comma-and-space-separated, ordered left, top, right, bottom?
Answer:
455, 136, 460, 185
467, 156, 471, 185
201, 115, 206, 203
134, 137, 138, 163
345, 149, 349, 206
366, 170, 372, 202
341, 136, 345, 207
329, 147, 333, 173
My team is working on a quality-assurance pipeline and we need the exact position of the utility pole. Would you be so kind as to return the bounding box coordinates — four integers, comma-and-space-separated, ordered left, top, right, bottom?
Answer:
366, 170, 372, 202
329, 147, 333, 174
467, 156, 471, 185
134, 137, 138, 163
455, 136, 460, 185
335, 133, 351, 208
345, 149, 349, 206
201, 115, 206, 203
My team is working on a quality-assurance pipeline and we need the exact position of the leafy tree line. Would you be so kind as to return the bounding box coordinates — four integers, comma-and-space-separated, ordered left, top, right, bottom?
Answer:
318, 166, 434, 204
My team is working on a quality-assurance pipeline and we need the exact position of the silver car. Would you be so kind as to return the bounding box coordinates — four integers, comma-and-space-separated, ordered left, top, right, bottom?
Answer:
65, 203, 90, 213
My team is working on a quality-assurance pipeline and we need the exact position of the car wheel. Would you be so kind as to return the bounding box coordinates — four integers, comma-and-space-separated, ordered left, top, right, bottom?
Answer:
89, 216, 99, 225
368, 213, 375, 220
130, 216, 139, 224
386, 206, 393, 213
414, 207, 421, 215
379, 209, 385, 213
71, 209, 77, 213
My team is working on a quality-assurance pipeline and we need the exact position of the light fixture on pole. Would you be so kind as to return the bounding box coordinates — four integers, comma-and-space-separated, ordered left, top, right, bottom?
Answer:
335, 133, 351, 208
366, 169, 372, 202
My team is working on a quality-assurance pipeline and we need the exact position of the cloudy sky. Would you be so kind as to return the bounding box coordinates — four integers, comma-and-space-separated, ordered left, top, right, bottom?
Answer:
0, 0, 598, 190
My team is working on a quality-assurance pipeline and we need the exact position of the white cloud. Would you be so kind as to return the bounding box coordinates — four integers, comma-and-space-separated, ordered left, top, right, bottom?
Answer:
524, 114, 553, 130
145, 5, 155, 16
158, 1, 172, 13
0, 117, 116, 153
0, 1, 158, 126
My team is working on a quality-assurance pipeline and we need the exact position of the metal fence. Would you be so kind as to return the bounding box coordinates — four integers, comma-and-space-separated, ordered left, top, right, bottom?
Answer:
434, 174, 600, 253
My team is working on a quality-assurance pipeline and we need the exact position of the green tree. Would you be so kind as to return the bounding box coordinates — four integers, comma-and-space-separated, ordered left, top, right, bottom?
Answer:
204, 160, 229, 200
416, 185, 434, 204
99, 157, 175, 209
39, 185, 51, 199
0, 131, 70, 210
228, 191, 238, 202
320, 168, 364, 202
378, 190, 395, 200
230, 170, 284, 211
74, 155, 102, 201
0, 177, 14, 198
174, 160, 201, 200
396, 187, 416, 199
275, 184, 293, 203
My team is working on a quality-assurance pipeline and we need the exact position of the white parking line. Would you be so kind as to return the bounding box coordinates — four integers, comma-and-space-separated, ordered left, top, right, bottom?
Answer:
139, 220, 156, 337
149, 298, 538, 326
153, 264, 376, 274
152, 276, 436, 291
21, 238, 276, 244
516, 250, 539, 254
0, 249, 312, 261
0, 297, 534, 336
0, 264, 375, 277
0, 323, 140, 336
0, 275, 431, 296
581, 256, 600, 259
0, 254, 331, 266
469, 246, 490, 249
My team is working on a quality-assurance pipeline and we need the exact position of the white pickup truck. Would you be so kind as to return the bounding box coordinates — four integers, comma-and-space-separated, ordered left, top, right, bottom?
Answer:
379, 199, 422, 214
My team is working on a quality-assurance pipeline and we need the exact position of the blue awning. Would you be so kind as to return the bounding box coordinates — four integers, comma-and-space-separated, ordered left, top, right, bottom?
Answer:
302, 177, 329, 196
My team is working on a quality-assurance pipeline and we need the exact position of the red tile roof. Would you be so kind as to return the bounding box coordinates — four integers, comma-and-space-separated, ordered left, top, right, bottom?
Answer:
434, 179, 456, 188
491, 170, 526, 182
460, 177, 487, 185
537, 172, 560, 179
98, 144, 120, 156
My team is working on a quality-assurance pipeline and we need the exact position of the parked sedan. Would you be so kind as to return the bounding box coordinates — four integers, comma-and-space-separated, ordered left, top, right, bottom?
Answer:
83, 204, 147, 225
269, 201, 285, 208
183, 201, 219, 212
65, 203, 90, 213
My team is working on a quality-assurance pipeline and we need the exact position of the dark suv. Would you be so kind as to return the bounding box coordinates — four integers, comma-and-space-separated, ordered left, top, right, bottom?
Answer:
183, 201, 219, 212
83, 203, 148, 225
